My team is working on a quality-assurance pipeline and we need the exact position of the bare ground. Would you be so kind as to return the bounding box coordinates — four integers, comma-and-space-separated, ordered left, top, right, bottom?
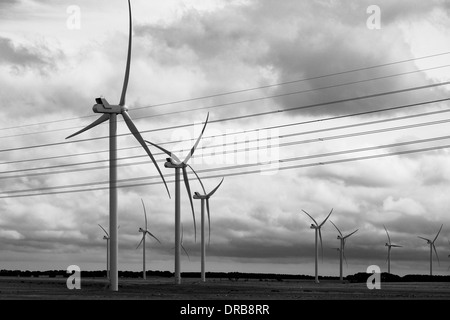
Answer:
0, 276, 450, 300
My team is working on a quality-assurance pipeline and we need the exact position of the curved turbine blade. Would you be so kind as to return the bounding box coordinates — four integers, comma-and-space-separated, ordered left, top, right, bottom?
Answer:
66, 114, 109, 139
318, 228, 324, 261
120, 0, 132, 106
418, 236, 431, 242
182, 166, 196, 242
145, 140, 181, 163
181, 224, 190, 261
301, 209, 318, 226
206, 198, 211, 245
187, 164, 206, 195
146, 230, 161, 244
98, 224, 109, 237
122, 111, 171, 198
342, 245, 348, 267
433, 224, 443, 243
319, 208, 333, 227
329, 220, 342, 237
433, 243, 440, 266
136, 234, 145, 249
344, 229, 358, 239
207, 178, 224, 198
141, 198, 147, 230
383, 225, 391, 245
183, 113, 209, 163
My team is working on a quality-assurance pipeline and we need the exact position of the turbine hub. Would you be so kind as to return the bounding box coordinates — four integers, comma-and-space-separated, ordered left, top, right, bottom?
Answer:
120, 105, 129, 113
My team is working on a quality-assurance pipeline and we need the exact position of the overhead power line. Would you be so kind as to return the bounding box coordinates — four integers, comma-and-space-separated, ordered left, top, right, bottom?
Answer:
1, 134, 450, 198
2, 50, 449, 132
2, 106, 450, 179
0, 82, 448, 154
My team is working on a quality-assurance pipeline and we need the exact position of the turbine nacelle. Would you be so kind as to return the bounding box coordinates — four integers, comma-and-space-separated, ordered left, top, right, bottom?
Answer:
138, 227, 144, 233
103, 235, 109, 240
92, 97, 123, 114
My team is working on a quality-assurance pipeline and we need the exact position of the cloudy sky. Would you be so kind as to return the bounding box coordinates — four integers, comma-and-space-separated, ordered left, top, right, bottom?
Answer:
1, 0, 450, 277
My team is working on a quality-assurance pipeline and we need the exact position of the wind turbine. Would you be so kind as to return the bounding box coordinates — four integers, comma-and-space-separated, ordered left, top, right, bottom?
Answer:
98, 224, 110, 280
136, 199, 161, 280
301, 208, 333, 284
146, 113, 209, 284
65, 0, 170, 291
383, 225, 402, 274
418, 224, 443, 276
193, 177, 224, 282
329, 221, 358, 282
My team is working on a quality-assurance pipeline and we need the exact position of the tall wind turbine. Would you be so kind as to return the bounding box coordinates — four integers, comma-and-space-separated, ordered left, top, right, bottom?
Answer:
66, 0, 170, 291
301, 208, 333, 284
329, 221, 358, 282
146, 113, 209, 284
418, 224, 443, 276
193, 177, 224, 282
98, 224, 110, 279
136, 199, 161, 280
383, 225, 402, 274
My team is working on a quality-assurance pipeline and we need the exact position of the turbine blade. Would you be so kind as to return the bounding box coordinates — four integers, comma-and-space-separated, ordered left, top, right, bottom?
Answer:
418, 236, 430, 242
319, 228, 324, 261
66, 114, 109, 139
319, 208, 333, 227
141, 198, 148, 230
181, 244, 190, 261
343, 247, 348, 267
145, 140, 181, 163
344, 229, 358, 239
206, 199, 211, 245
187, 164, 206, 195
136, 234, 144, 250
301, 209, 318, 226
98, 224, 109, 237
182, 166, 196, 242
120, 0, 132, 106
433, 224, 443, 243
329, 220, 342, 237
391, 244, 402, 248
207, 178, 224, 197
181, 224, 190, 261
183, 113, 209, 163
122, 111, 171, 198
383, 225, 391, 245
433, 243, 440, 266
146, 230, 161, 244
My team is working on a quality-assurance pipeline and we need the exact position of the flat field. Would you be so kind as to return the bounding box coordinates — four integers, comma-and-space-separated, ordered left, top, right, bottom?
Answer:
0, 276, 449, 300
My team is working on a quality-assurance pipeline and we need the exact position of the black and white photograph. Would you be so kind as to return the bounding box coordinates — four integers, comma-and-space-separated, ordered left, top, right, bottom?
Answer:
0, 0, 450, 310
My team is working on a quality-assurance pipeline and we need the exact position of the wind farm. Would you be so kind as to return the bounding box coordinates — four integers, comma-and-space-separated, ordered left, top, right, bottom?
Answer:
2, 0, 450, 303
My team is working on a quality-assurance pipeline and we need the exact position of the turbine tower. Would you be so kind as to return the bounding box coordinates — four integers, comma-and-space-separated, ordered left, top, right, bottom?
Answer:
301, 208, 333, 284
146, 114, 209, 284
136, 199, 161, 280
66, 0, 170, 291
383, 225, 402, 274
418, 224, 443, 276
98, 224, 110, 279
329, 221, 358, 282
193, 177, 224, 282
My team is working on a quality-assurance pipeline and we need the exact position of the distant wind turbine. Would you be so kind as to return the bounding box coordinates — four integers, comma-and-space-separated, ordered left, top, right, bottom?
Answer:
98, 224, 110, 280
193, 177, 224, 282
383, 225, 402, 274
418, 224, 443, 276
329, 221, 358, 282
146, 113, 209, 284
301, 208, 333, 284
136, 199, 161, 280
66, 0, 170, 291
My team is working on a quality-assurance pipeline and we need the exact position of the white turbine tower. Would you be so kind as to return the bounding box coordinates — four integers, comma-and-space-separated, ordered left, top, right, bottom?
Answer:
136, 199, 161, 280
146, 114, 209, 284
329, 221, 358, 282
418, 224, 443, 276
65, 0, 170, 291
193, 177, 224, 282
301, 208, 333, 284
383, 225, 402, 274
98, 224, 110, 279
